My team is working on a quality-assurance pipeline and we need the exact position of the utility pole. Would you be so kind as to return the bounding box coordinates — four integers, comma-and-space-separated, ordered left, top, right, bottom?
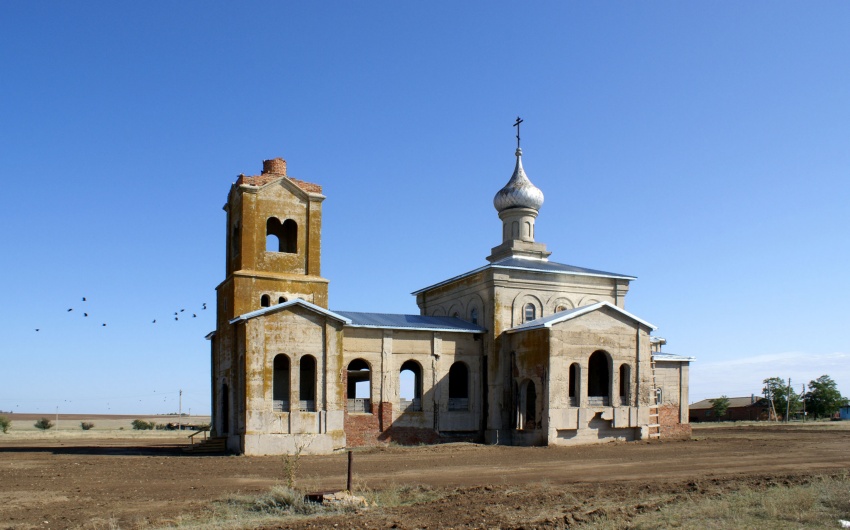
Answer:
801, 384, 807, 421
55, 406, 59, 430
178, 389, 183, 431
786, 378, 791, 423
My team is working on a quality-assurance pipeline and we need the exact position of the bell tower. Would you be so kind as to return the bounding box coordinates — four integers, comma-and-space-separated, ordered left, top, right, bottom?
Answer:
218, 157, 329, 323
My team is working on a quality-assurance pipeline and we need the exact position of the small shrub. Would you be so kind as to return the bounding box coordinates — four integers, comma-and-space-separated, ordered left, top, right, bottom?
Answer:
0, 415, 10, 433
131, 419, 156, 430
80, 421, 95, 431
34, 417, 54, 430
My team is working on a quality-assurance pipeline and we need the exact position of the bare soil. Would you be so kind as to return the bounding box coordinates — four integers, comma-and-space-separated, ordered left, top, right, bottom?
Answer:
2, 422, 850, 529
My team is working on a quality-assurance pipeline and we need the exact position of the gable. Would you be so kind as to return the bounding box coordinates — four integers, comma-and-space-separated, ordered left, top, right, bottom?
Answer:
548, 305, 642, 334
506, 301, 655, 333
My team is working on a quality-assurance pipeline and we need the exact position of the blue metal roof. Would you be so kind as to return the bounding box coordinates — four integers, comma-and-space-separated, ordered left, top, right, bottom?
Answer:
652, 353, 695, 362
230, 299, 351, 325
412, 257, 635, 295
333, 311, 486, 333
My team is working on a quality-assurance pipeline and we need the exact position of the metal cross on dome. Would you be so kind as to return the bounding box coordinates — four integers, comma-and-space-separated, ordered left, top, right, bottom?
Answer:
513, 116, 524, 149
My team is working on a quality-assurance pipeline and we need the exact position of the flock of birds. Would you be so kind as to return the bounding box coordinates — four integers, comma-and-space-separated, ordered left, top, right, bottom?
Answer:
34, 298, 208, 332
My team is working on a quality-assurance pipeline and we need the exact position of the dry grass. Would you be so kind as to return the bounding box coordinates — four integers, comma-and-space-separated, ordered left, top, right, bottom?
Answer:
145, 483, 441, 529
0, 415, 210, 439
582, 474, 850, 529
691, 419, 850, 431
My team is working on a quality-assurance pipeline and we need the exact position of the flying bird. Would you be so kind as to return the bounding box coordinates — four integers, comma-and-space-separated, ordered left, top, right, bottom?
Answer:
82, 297, 86, 301
67, 308, 73, 312
180, 309, 185, 312
174, 317, 178, 321
202, 303, 207, 310
35, 329, 39, 332
192, 314, 197, 318
152, 319, 156, 323
84, 313, 88, 317
102, 323, 106, 327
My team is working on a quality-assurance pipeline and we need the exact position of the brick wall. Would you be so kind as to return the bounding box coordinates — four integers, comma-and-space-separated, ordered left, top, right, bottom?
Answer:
658, 404, 691, 439
344, 402, 392, 448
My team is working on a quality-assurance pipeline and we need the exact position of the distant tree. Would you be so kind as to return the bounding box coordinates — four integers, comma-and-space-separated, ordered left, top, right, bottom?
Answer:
0, 415, 10, 434
131, 419, 156, 430
34, 417, 54, 430
710, 396, 731, 419
805, 375, 847, 419
763, 377, 802, 419
80, 422, 95, 431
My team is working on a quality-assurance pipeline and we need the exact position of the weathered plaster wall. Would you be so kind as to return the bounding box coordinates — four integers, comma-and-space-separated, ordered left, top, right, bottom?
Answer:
339, 327, 483, 446
238, 306, 346, 455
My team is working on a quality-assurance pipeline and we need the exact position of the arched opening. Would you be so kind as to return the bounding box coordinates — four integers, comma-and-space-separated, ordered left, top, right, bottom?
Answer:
524, 303, 536, 323
448, 362, 469, 411
524, 380, 537, 429
469, 307, 479, 325
231, 223, 240, 256
266, 217, 282, 252
261, 294, 271, 308
399, 360, 422, 412
517, 379, 537, 430
346, 359, 371, 413
278, 296, 287, 304
619, 364, 631, 406
587, 350, 610, 406
511, 221, 519, 239
281, 219, 297, 253
220, 383, 229, 434
266, 218, 298, 253
299, 355, 316, 411
273, 355, 290, 412
569, 363, 580, 407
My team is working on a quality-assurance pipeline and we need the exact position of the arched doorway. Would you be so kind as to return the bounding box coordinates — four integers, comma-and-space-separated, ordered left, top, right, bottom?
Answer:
346, 359, 372, 413
587, 350, 610, 406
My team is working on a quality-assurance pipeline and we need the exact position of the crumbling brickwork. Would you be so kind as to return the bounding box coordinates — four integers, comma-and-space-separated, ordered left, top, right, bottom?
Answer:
659, 404, 692, 439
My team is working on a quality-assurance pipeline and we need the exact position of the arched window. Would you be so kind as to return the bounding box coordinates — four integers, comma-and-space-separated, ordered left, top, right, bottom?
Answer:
220, 383, 229, 434
346, 359, 371, 413
556, 305, 567, 313
588, 350, 610, 406
299, 355, 316, 411
448, 362, 469, 410
281, 219, 297, 253
266, 217, 298, 253
399, 360, 422, 412
261, 294, 271, 307
469, 307, 479, 325
569, 363, 579, 406
619, 364, 631, 406
273, 355, 290, 412
511, 221, 519, 239
278, 296, 287, 304
452, 311, 459, 318
524, 303, 536, 323
231, 223, 240, 255
523, 380, 537, 429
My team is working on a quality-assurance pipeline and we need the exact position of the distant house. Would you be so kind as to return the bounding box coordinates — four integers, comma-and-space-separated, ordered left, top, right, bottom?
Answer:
840, 406, 850, 421
689, 396, 772, 422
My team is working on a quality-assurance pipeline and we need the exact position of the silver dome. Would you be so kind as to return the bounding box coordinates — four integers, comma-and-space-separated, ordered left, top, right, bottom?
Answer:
493, 148, 544, 212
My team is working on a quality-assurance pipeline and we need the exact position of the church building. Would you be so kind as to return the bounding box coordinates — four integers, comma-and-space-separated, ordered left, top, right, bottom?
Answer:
208, 139, 693, 455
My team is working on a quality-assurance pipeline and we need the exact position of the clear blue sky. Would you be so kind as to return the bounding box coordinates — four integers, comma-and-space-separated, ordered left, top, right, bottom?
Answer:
2, 2, 848, 415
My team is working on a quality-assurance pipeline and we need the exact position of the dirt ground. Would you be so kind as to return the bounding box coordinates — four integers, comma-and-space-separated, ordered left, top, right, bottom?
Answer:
2, 422, 850, 529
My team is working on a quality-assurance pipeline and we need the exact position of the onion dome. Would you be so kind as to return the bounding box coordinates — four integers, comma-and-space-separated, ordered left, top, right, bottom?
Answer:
493, 148, 544, 212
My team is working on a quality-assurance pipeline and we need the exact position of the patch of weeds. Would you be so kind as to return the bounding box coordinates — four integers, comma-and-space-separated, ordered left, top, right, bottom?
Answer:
588, 474, 850, 530
356, 482, 441, 507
